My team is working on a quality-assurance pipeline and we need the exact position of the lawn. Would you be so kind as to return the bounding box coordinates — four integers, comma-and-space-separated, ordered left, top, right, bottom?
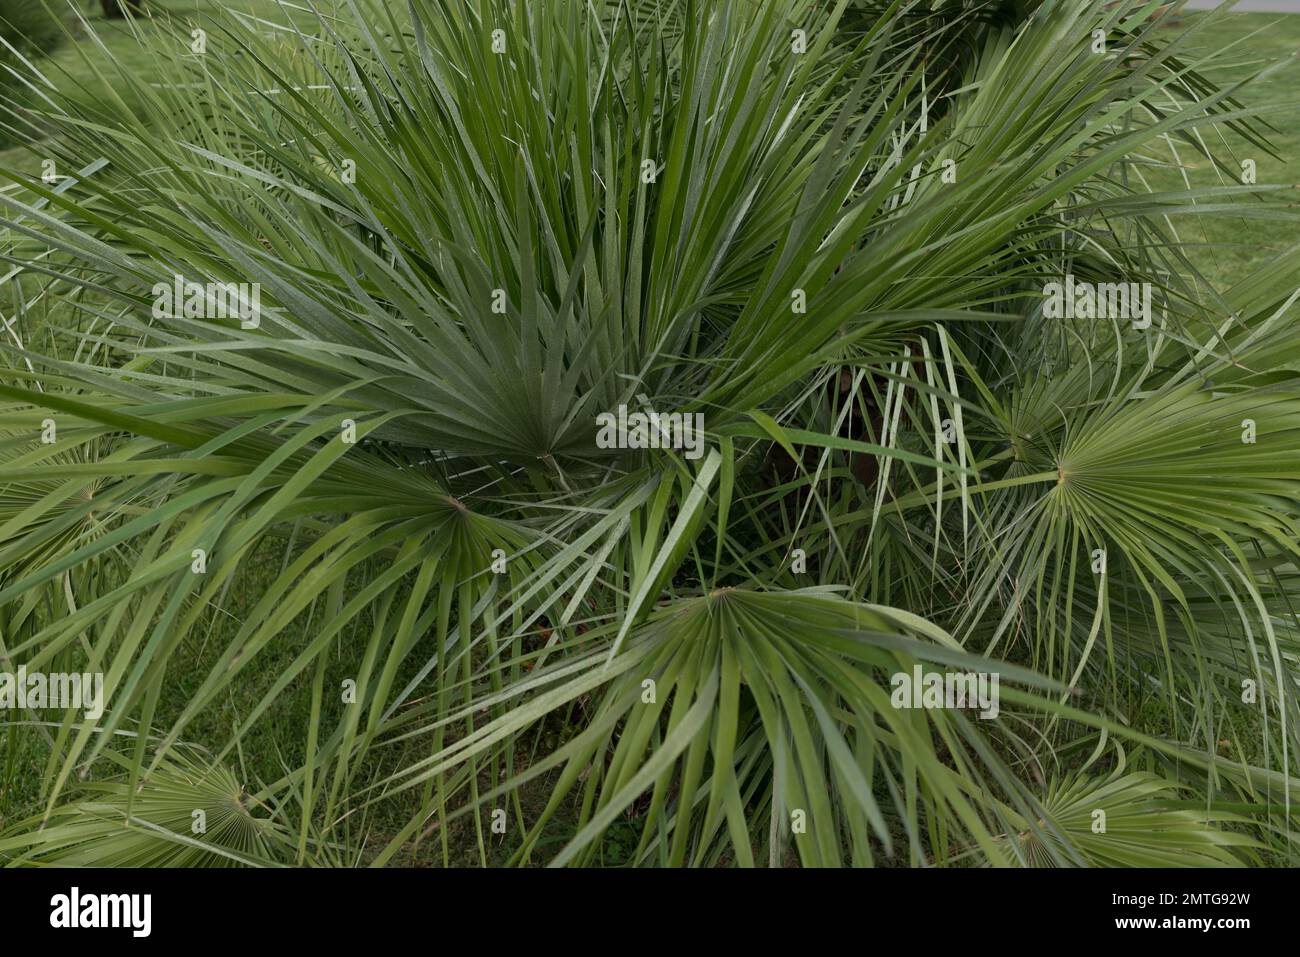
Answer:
0, 0, 333, 164
1143, 8, 1300, 283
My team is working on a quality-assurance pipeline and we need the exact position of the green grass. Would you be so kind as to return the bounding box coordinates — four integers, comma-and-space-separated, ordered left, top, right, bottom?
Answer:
0, 0, 332, 164
1145, 10, 1300, 282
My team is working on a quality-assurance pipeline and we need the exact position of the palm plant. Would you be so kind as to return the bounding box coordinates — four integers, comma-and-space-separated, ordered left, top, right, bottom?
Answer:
101, 1, 144, 19
0, 0, 65, 54
0, 1, 70, 149
0, 0, 1298, 867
